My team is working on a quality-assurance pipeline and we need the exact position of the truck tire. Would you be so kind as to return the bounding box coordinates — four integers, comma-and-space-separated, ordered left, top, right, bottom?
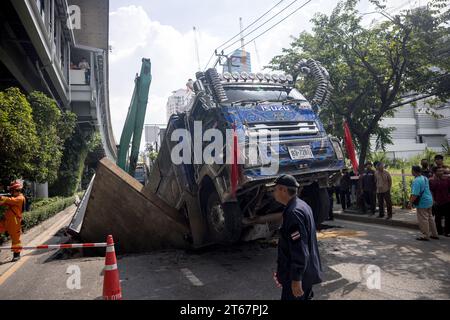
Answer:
206, 191, 242, 244
301, 184, 330, 229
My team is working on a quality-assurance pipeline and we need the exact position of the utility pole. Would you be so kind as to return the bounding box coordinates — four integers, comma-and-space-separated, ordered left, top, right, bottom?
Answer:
193, 26, 201, 71
239, 17, 245, 51
254, 41, 261, 71
239, 17, 248, 72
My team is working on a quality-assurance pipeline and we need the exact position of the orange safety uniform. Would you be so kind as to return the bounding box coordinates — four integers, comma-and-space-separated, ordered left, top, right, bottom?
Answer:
0, 193, 25, 253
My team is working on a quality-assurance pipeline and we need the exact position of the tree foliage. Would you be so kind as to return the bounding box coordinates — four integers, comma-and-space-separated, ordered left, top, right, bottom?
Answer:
268, 0, 449, 172
82, 132, 105, 189
27, 92, 76, 184
0, 88, 76, 185
49, 129, 101, 197
0, 88, 39, 182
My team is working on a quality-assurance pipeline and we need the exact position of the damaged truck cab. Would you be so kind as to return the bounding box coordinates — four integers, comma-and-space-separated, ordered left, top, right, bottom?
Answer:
146, 61, 345, 247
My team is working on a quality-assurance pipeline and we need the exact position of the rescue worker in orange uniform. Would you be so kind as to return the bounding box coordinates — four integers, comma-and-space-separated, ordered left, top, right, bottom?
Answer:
0, 182, 25, 262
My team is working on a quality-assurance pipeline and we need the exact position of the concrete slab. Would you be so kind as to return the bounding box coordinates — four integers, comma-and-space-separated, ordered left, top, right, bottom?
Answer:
77, 158, 191, 254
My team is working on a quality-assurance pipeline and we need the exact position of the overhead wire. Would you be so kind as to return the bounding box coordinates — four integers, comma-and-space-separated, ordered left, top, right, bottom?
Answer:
225, 0, 313, 56
220, 0, 300, 53
203, 0, 286, 70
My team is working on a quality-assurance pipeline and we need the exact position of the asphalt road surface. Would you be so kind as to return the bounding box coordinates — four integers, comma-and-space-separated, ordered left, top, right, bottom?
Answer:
0, 219, 449, 300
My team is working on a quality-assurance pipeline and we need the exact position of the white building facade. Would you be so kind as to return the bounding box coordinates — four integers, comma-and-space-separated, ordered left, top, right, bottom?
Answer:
166, 88, 194, 120
372, 100, 450, 159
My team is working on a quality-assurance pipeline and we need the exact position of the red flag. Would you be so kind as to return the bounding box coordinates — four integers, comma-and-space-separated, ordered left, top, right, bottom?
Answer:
231, 124, 239, 197
344, 121, 359, 175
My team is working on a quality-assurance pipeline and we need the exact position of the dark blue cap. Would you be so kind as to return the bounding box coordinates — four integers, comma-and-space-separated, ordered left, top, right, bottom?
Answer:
274, 174, 300, 188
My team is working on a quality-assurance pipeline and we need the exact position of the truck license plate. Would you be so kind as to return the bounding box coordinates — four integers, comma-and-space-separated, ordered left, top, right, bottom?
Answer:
288, 146, 314, 160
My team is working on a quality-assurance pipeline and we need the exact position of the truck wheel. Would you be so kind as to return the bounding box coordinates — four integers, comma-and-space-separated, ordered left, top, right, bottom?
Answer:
301, 184, 330, 229
206, 192, 242, 244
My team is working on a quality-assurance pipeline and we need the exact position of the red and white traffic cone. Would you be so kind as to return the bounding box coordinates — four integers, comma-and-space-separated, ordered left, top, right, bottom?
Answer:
103, 235, 122, 300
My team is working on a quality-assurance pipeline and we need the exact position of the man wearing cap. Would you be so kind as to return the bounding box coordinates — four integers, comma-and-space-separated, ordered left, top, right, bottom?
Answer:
272, 175, 322, 300
0, 181, 26, 262
361, 161, 377, 215
339, 168, 352, 211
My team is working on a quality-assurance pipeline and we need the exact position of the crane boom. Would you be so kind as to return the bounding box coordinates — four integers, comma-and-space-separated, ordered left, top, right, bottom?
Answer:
117, 58, 152, 177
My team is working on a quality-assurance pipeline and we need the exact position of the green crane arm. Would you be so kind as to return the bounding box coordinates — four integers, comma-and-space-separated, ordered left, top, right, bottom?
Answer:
117, 58, 152, 177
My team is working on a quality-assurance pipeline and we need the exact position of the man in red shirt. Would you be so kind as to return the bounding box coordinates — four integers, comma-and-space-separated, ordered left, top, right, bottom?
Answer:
429, 167, 450, 237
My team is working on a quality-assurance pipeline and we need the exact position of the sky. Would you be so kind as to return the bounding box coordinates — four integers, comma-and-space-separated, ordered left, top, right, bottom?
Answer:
107, 0, 423, 147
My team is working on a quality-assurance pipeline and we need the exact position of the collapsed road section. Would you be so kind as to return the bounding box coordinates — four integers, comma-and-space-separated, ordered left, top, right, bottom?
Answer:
68, 158, 191, 253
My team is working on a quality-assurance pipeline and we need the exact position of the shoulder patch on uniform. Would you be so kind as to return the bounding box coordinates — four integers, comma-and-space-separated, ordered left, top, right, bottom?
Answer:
291, 231, 301, 241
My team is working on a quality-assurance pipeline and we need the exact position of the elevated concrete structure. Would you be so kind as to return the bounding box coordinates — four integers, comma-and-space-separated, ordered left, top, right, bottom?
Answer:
0, 0, 116, 161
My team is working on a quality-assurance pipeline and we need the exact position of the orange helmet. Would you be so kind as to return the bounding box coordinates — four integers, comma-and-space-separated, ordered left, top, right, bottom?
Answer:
9, 182, 22, 191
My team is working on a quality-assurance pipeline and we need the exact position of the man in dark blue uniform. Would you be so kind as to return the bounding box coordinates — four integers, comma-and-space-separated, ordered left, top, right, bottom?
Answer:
273, 175, 323, 300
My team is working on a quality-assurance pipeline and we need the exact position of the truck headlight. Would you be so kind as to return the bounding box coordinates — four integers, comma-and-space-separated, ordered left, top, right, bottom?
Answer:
232, 72, 240, 81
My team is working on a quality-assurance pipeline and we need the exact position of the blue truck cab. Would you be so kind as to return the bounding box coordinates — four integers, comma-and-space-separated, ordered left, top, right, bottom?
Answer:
147, 67, 345, 247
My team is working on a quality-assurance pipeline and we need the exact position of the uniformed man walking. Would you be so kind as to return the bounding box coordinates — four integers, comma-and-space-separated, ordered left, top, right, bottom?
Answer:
273, 175, 323, 300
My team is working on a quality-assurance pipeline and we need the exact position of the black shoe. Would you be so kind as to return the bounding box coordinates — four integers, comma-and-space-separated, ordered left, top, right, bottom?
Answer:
11, 252, 21, 262
430, 236, 440, 240
377, 215, 385, 218
444, 234, 450, 237
416, 237, 430, 241
386, 216, 392, 220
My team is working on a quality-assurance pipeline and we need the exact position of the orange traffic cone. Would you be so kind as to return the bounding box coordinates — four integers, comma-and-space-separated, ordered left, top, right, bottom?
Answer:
103, 235, 122, 300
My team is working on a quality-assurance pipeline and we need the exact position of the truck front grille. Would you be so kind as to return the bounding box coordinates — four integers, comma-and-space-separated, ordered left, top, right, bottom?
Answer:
247, 121, 319, 138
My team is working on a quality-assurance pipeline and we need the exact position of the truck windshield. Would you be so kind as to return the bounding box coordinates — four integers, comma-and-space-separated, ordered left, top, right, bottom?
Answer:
223, 87, 307, 104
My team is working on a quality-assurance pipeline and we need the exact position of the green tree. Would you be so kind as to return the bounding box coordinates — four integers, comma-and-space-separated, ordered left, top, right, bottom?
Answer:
82, 132, 105, 188
269, 0, 449, 173
27, 92, 76, 184
0, 88, 39, 182
49, 129, 101, 197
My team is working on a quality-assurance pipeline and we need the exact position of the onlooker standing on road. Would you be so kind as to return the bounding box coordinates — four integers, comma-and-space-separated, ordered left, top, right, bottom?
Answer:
272, 175, 323, 300
349, 170, 358, 205
334, 175, 341, 205
375, 162, 393, 219
429, 167, 450, 237
433, 155, 450, 175
361, 162, 376, 215
421, 159, 432, 178
407, 166, 439, 241
327, 186, 334, 221
339, 168, 352, 211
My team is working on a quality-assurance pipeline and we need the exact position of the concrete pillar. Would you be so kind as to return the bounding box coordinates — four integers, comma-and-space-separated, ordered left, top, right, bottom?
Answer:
35, 182, 48, 199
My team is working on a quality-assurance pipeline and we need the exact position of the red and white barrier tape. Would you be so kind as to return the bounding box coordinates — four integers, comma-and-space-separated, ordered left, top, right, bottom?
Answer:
0, 242, 109, 251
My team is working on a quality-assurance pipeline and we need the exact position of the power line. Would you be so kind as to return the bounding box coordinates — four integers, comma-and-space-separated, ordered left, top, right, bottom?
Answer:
363, 0, 415, 27
217, 0, 286, 52
203, 0, 286, 70
221, 0, 300, 53
225, 0, 313, 56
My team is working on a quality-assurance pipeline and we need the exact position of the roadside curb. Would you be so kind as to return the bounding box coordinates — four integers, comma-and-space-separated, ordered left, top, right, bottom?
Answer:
334, 210, 419, 230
